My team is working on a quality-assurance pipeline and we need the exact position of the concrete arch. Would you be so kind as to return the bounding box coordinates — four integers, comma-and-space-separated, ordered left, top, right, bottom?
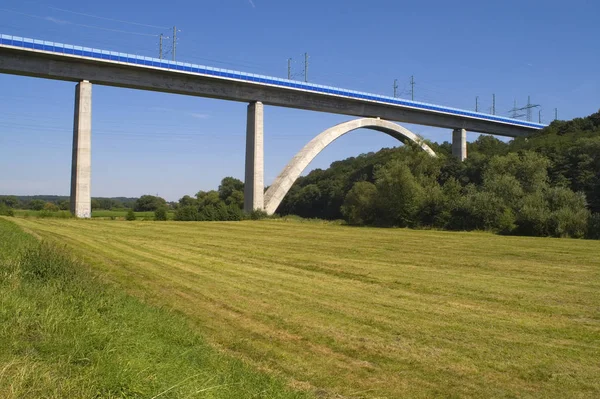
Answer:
264, 118, 436, 215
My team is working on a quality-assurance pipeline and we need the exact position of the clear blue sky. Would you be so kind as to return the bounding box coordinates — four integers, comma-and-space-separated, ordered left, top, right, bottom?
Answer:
1, 0, 598, 200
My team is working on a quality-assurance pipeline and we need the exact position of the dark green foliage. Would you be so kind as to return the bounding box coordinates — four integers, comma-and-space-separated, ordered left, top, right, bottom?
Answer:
247, 209, 269, 220
0, 202, 14, 216
125, 209, 136, 221
134, 195, 167, 212
43, 202, 59, 212
275, 111, 600, 239
174, 205, 199, 221
587, 213, 600, 239
0, 195, 19, 208
173, 178, 246, 222
29, 199, 45, 211
341, 181, 378, 225
154, 207, 168, 221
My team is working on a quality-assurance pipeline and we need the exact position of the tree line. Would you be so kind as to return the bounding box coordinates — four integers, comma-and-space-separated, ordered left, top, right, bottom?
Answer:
2, 111, 598, 238
279, 111, 600, 239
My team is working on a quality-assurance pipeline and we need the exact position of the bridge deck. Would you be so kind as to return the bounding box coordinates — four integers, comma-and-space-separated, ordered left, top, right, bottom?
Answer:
0, 34, 545, 137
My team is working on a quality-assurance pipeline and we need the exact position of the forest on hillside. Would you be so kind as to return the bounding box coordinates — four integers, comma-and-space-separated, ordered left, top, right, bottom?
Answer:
2, 111, 599, 238
278, 111, 600, 239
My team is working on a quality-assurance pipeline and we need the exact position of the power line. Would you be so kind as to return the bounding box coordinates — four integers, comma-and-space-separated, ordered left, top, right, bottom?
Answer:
46, 5, 170, 29
0, 8, 159, 37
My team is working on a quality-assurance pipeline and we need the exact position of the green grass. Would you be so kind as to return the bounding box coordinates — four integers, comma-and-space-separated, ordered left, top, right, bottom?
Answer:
10, 209, 174, 220
8, 218, 600, 398
0, 218, 310, 399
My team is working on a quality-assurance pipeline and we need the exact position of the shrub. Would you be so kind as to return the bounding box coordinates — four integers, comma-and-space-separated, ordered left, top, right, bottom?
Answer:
0, 203, 14, 217
154, 207, 168, 221
174, 205, 198, 221
125, 209, 136, 221
247, 209, 268, 220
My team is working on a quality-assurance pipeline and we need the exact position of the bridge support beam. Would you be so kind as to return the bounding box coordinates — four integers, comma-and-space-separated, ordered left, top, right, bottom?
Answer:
452, 128, 467, 161
70, 80, 92, 218
244, 101, 264, 212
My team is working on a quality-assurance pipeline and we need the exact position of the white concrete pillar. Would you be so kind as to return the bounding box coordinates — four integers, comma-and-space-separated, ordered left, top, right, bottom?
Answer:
244, 101, 264, 212
452, 128, 467, 161
70, 81, 92, 218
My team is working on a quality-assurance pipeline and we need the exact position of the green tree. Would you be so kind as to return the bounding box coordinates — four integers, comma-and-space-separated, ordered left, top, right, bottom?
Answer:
29, 199, 45, 211
125, 209, 136, 221
341, 181, 378, 225
218, 177, 244, 201
174, 205, 198, 221
134, 195, 167, 212
154, 207, 168, 221
374, 160, 424, 227
0, 195, 19, 208
43, 202, 59, 212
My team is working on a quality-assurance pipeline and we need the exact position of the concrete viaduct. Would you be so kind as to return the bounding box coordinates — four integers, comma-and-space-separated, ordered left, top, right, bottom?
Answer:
0, 34, 545, 218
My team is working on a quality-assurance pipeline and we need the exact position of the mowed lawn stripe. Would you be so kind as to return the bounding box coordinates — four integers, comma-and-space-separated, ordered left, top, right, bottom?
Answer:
12, 218, 600, 398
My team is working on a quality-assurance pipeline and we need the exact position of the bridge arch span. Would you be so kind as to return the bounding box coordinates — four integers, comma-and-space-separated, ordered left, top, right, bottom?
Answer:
264, 118, 436, 215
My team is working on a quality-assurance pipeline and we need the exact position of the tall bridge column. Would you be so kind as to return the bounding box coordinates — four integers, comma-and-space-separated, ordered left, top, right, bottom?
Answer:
452, 128, 467, 161
70, 80, 92, 218
244, 101, 264, 212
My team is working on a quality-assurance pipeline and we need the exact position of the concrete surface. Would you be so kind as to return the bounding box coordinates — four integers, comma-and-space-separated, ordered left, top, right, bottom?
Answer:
70, 81, 92, 218
0, 45, 537, 138
263, 118, 437, 215
244, 101, 264, 212
452, 128, 467, 161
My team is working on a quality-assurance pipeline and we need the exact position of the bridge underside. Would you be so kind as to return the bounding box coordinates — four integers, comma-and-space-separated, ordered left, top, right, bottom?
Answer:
0, 45, 536, 137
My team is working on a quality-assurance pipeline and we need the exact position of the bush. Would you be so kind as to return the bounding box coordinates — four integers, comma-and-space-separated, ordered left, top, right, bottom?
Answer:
154, 207, 168, 221
125, 209, 136, 221
174, 205, 198, 221
43, 202, 60, 212
246, 209, 268, 220
0, 203, 14, 217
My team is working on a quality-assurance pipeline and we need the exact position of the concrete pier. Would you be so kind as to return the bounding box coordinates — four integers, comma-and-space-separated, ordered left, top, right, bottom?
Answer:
70, 81, 92, 218
244, 101, 264, 212
452, 128, 467, 161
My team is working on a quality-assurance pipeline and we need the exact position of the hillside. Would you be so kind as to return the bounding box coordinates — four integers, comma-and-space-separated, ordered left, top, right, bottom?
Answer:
279, 111, 600, 238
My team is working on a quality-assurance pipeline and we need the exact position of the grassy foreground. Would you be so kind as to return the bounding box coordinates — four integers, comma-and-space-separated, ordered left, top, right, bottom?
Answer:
0, 218, 309, 399
9, 218, 600, 398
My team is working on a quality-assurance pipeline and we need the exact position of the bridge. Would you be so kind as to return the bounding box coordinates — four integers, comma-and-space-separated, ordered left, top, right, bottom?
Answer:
0, 34, 546, 218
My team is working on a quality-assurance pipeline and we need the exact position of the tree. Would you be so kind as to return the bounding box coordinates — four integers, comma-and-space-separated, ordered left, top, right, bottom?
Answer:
341, 181, 378, 225
134, 195, 167, 212
174, 205, 198, 221
374, 160, 424, 227
154, 207, 168, 221
218, 177, 244, 201
43, 202, 59, 212
29, 199, 45, 211
0, 196, 19, 208
126, 209, 136, 221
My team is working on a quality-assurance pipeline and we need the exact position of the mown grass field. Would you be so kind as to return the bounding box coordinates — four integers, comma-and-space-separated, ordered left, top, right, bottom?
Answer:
0, 218, 308, 398
9, 218, 600, 398
11, 209, 172, 219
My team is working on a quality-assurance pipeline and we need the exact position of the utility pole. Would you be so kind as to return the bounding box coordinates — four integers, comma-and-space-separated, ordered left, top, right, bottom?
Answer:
539, 109, 542, 124
492, 94, 496, 115
475, 96, 479, 112
304, 53, 309, 82
509, 99, 526, 119
516, 95, 540, 122
555, 108, 558, 120
172, 26, 177, 61
393, 79, 398, 98
159, 34, 163, 59
410, 75, 415, 101
287, 58, 292, 80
